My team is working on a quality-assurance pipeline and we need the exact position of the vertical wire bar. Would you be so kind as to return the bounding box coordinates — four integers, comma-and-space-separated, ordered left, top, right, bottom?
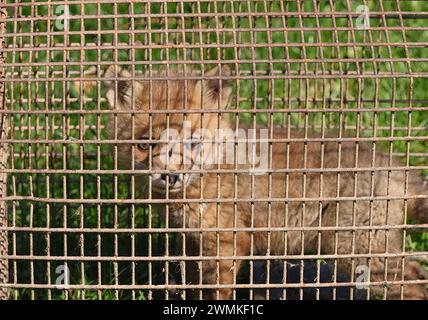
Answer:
279, 0, 291, 299
245, 0, 256, 300
162, 0, 170, 300
312, 0, 326, 300
96, 0, 102, 301
179, 0, 187, 301
34, 2, 45, 299
0, 0, 8, 300
359, 0, 378, 299
395, 0, 415, 301
212, 0, 222, 300
364, 0, 384, 299
345, 0, 358, 300
112, 1, 119, 300
262, 0, 274, 300
378, 0, 397, 299
219, 0, 230, 300
146, 1, 153, 300
328, 0, 345, 300
9, 0, 18, 301
45, 1, 53, 300
58, 0, 70, 301
181, 0, 187, 301
17, 0, 26, 299
128, 0, 136, 301
369, 1, 392, 299
27, 0, 35, 301
146, 2, 154, 300
172, 2, 181, 300
78, 1, 86, 300
195, 0, 204, 300
111, 3, 119, 302
229, 0, 239, 301
296, 0, 309, 300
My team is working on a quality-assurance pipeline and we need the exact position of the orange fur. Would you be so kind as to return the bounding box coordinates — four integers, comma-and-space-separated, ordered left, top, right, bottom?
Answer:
104, 65, 428, 300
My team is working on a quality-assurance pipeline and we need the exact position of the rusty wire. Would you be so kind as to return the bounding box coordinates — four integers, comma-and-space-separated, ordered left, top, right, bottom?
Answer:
0, 0, 427, 300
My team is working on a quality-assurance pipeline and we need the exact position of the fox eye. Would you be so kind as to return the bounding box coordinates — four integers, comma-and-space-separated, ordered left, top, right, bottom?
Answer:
185, 140, 201, 149
137, 137, 152, 151
138, 143, 150, 151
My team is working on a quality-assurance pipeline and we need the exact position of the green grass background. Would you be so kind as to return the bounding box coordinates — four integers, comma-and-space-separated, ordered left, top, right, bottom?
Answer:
4, 0, 428, 299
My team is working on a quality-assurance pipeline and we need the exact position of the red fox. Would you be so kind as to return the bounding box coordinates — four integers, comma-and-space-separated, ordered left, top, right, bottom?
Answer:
104, 65, 428, 299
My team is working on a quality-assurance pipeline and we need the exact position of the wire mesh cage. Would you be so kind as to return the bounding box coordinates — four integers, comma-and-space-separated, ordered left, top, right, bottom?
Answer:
0, 0, 427, 300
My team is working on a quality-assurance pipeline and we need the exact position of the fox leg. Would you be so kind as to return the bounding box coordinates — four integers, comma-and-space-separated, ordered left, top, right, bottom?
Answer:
197, 231, 249, 300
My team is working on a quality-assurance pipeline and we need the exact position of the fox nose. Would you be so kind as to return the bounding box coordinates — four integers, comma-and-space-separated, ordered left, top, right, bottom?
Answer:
161, 173, 179, 186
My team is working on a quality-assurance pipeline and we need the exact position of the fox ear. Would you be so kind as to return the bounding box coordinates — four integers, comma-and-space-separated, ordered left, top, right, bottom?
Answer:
196, 65, 232, 109
103, 66, 142, 109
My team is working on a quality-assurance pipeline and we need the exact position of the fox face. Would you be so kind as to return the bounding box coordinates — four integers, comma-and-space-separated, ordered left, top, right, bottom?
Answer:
103, 65, 232, 194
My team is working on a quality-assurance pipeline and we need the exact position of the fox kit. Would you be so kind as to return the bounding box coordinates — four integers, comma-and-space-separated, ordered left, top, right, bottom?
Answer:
104, 65, 428, 300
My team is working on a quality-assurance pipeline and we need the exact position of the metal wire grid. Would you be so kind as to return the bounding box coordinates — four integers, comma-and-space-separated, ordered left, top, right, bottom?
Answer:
0, 0, 7, 300
0, 0, 427, 300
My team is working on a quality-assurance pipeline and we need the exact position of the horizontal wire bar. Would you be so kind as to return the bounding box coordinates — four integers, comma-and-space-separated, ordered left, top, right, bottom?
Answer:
6, 97, 428, 110
4, 25, 428, 39
2, 279, 427, 291
2, 251, 428, 262
2, 107, 428, 115
2, 194, 427, 204
2, 0, 426, 8
8, 153, 428, 161
6, 26, 428, 38
2, 224, 427, 234
4, 73, 428, 82
3, 136, 427, 145
4, 11, 428, 22
5, 41, 428, 53
7, 57, 428, 68
3, 166, 428, 175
